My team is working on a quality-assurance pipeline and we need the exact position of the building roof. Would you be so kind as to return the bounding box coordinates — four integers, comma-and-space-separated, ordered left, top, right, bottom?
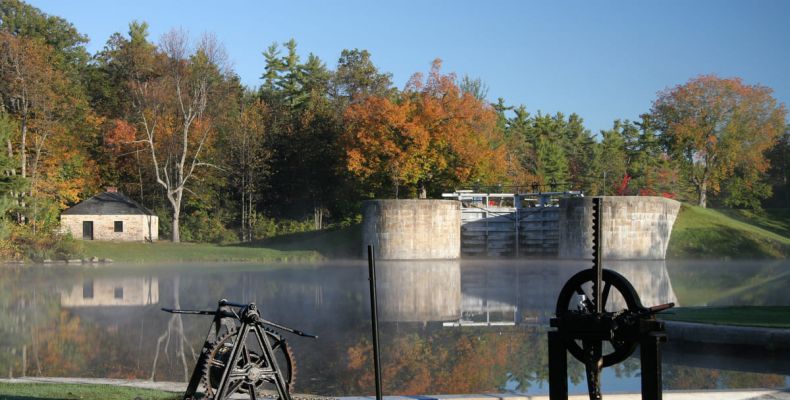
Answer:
62, 192, 155, 216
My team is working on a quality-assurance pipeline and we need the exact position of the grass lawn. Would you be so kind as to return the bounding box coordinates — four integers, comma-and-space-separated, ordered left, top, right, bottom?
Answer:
0, 382, 180, 400
718, 208, 790, 238
667, 205, 790, 259
81, 241, 321, 263
658, 306, 790, 329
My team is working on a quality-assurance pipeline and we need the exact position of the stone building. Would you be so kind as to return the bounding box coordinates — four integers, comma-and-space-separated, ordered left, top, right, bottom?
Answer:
61, 189, 158, 241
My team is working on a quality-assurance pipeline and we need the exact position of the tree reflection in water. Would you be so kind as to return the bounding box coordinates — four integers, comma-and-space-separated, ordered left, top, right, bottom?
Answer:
0, 261, 787, 395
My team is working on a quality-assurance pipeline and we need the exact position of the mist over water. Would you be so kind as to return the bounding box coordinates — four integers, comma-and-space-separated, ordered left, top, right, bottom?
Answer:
0, 259, 787, 395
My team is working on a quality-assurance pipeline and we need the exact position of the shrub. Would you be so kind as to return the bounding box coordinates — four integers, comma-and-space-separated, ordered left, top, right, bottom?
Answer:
0, 226, 84, 261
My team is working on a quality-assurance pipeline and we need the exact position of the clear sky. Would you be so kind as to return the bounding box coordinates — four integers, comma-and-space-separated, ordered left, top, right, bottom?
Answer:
29, 0, 790, 135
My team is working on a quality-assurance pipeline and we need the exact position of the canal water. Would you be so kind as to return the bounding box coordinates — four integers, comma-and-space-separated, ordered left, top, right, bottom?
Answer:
0, 259, 788, 395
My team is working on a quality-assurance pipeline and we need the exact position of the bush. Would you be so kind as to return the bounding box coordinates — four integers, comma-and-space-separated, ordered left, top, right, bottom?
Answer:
249, 212, 314, 240
0, 226, 84, 261
181, 209, 239, 244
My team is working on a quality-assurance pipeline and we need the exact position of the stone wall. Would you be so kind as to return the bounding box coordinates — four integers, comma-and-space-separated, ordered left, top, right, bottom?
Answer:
362, 200, 460, 260
558, 196, 680, 260
61, 214, 159, 242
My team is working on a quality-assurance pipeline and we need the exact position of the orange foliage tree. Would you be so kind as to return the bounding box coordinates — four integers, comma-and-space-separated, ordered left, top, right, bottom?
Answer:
343, 59, 508, 198
0, 32, 99, 227
651, 75, 787, 207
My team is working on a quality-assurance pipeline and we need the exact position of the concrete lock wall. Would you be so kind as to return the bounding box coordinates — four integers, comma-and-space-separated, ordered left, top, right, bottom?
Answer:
558, 196, 681, 260
362, 199, 460, 260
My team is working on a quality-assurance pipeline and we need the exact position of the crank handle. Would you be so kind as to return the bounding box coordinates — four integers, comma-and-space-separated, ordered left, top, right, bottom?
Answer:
646, 303, 675, 315
292, 329, 318, 339
257, 316, 319, 339
161, 308, 216, 316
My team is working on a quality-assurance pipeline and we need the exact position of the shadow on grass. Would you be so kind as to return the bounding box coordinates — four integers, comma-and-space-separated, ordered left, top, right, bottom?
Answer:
233, 224, 362, 259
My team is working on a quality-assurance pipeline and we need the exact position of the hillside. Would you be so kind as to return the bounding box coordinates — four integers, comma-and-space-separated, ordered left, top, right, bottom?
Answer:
668, 205, 790, 259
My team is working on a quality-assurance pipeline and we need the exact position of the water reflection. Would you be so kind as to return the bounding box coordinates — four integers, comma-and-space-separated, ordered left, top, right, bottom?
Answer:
61, 276, 159, 307
377, 260, 461, 322
0, 259, 787, 395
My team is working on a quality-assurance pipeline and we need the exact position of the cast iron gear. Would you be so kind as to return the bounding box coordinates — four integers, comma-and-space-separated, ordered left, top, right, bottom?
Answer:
200, 328, 296, 399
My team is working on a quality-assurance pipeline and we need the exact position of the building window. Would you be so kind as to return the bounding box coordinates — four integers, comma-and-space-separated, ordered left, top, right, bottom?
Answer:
114, 221, 123, 233
83, 280, 94, 299
114, 287, 124, 299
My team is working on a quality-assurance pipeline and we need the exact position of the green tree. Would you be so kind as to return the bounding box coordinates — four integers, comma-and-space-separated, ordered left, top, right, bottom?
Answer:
765, 128, 789, 208
597, 121, 629, 195
331, 48, 393, 103
535, 136, 569, 188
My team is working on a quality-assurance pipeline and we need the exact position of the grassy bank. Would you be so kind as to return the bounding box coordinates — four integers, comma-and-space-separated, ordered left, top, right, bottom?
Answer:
82, 241, 321, 263
0, 382, 179, 400
79, 224, 360, 263
658, 306, 790, 329
667, 205, 790, 259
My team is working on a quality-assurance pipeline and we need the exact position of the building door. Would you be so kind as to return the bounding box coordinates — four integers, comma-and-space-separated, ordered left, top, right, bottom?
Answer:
82, 221, 94, 240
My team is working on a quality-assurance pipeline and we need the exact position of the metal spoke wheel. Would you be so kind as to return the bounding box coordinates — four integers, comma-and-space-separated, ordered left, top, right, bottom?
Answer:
555, 268, 644, 367
202, 328, 295, 399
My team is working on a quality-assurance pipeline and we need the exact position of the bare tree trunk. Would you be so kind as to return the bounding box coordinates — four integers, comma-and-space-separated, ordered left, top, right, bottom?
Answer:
20, 117, 26, 179
698, 181, 707, 208
172, 208, 180, 243
248, 189, 253, 241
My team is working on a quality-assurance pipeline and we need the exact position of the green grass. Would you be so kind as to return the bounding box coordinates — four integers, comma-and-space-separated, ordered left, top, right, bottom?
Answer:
248, 224, 361, 259
658, 306, 790, 329
78, 224, 362, 263
0, 382, 180, 400
81, 241, 321, 264
718, 208, 790, 238
668, 205, 790, 259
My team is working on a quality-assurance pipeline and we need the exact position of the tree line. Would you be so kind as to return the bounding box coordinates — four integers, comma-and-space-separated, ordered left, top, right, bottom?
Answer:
0, 0, 787, 249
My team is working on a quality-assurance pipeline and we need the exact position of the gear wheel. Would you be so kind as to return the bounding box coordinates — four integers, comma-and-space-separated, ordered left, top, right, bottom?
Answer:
201, 327, 296, 399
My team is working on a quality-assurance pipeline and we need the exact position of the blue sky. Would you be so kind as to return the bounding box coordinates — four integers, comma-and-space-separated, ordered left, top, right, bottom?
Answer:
31, 0, 790, 135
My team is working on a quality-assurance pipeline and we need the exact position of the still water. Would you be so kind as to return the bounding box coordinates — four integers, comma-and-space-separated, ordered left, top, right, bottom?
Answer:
1, 259, 788, 395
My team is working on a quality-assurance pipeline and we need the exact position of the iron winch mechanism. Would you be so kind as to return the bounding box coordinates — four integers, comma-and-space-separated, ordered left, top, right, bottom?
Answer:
548, 198, 674, 400
162, 299, 317, 400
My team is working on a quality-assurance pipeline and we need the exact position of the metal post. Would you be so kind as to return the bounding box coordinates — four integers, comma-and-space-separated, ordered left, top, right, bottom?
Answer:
641, 332, 665, 400
548, 330, 568, 400
367, 245, 383, 400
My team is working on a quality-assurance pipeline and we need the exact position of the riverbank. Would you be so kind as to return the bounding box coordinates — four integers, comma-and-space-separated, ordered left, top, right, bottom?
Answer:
71, 225, 361, 264
6, 205, 788, 264
80, 241, 321, 263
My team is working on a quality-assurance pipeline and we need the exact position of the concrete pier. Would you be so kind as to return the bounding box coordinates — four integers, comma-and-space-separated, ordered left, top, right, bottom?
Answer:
558, 196, 681, 260
362, 200, 460, 260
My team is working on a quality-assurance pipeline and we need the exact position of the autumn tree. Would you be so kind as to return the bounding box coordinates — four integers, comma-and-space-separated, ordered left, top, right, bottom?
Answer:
343, 59, 508, 198
0, 0, 89, 75
130, 29, 227, 242
651, 75, 787, 208
0, 32, 98, 228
